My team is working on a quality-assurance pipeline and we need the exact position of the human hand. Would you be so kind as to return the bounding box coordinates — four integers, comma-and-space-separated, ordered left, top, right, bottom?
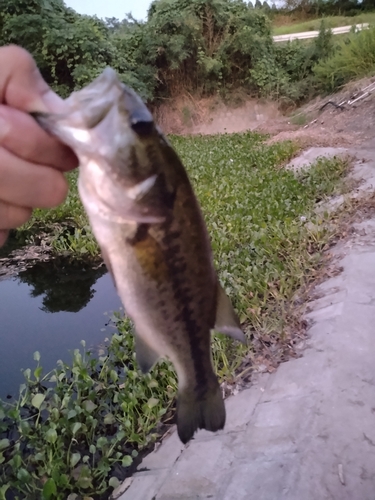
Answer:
0, 45, 78, 247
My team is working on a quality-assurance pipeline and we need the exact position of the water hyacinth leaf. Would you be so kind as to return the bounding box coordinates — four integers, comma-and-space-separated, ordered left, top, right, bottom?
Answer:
82, 400, 97, 413
70, 452, 81, 468
0, 439, 10, 451
11, 454, 21, 469
31, 393, 45, 409
68, 409, 77, 419
51, 408, 60, 420
45, 428, 58, 444
42, 478, 57, 500
122, 455, 133, 467
17, 468, 31, 482
104, 413, 116, 425
19, 420, 30, 433
116, 430, 126, 441
109, 477, 121, 489
96, 437, 108, 449
76, 473, 93, 489
33, 351, 41, 362
71, 422, 82, 435
147, 397, 159, 409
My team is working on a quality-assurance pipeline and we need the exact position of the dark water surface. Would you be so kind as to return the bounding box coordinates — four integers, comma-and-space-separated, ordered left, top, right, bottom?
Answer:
0, 260, 122, 399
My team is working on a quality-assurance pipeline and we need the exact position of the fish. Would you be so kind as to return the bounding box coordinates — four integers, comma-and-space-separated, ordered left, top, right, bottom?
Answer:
32, 68, 246, 444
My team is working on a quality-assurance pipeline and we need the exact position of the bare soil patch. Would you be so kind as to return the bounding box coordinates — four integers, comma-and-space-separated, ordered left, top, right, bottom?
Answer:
156, 77, 375, 149
154, 94, 281, 135
265, 77, 375, 147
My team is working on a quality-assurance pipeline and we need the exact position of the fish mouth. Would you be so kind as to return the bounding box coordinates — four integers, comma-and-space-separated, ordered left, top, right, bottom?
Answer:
32, 68, 123, 141
32, 67, 154, 153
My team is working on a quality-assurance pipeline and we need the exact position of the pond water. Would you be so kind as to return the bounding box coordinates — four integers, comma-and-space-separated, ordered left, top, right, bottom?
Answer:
0, 259, 122, 400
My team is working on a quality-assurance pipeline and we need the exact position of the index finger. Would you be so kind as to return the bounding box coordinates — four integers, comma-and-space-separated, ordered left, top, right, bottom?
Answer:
0, 45, 78, 171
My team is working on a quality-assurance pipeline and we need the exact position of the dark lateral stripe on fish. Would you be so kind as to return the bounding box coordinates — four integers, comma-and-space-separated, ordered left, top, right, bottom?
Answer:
154, 171, 176, 210
162, 230, 210, 398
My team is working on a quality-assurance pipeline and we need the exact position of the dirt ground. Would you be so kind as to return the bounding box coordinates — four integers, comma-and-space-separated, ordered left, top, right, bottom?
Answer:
156, 76, 375, 148
265, 77, 375, 147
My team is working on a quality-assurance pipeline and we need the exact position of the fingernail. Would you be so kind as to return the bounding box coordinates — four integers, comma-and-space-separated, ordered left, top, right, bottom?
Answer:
31, 90, 66, 113
42, 91, 67, 113
0, 114, 10, 141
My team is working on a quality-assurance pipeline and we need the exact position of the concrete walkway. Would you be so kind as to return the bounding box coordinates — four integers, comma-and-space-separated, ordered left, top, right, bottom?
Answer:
118, 147, 375, 500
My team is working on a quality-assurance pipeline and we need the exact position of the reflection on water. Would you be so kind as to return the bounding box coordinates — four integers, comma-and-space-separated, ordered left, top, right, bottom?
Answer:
0, 260, 122, 399
18, 261, 106, 313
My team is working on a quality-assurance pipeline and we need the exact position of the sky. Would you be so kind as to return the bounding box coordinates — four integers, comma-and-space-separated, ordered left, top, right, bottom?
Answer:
64, 0, 153, 22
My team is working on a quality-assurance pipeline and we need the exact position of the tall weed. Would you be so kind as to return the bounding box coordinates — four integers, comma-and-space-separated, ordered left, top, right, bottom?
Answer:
314, 26, 375, 91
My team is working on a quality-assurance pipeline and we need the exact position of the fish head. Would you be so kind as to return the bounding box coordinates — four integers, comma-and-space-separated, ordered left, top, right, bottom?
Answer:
34, 68, 173, 223
34, 68, 155, 178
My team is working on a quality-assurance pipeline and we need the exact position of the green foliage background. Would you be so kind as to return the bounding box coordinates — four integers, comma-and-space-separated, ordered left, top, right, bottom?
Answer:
0, 0, 356, 104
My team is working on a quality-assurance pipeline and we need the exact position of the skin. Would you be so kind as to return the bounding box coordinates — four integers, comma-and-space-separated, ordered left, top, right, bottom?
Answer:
0, 45, 78, 248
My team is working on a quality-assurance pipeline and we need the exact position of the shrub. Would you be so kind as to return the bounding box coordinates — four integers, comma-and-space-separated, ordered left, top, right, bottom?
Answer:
314, 26, 375, 92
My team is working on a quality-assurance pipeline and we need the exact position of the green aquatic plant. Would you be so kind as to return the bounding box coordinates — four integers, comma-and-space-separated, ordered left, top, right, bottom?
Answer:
0, 132, 350, 498
0, 318, 177, 499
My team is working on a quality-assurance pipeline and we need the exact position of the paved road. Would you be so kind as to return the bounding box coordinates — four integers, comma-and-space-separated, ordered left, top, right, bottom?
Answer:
273, 23, 369, 42
118, 145, 375, 500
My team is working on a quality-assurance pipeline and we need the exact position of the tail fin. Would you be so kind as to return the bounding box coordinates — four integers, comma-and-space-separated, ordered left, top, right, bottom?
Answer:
176, 380, 226, 444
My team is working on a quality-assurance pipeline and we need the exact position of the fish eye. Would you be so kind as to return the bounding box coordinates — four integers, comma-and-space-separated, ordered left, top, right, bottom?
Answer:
131, 120, 154, 136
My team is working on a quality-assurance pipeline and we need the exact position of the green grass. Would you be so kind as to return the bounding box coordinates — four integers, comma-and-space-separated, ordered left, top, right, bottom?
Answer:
314, 26, 375, 91
273, 12, 375, 36
0, 132, 350, 499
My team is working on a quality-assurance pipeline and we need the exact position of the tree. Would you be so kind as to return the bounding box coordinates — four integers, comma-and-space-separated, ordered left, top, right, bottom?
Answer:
0, 0, 154, 98
262, 1, 271, 11
0, 0, 277, 100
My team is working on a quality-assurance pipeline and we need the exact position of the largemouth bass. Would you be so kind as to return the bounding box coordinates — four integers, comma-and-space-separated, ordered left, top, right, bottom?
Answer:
33, 68, 246, 444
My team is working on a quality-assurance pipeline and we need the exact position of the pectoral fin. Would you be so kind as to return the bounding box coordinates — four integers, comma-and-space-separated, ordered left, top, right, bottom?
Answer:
126, 175, 158, 201
101, 196, 167, 224
214, 283, 246, 344
135, 334, 160, 373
